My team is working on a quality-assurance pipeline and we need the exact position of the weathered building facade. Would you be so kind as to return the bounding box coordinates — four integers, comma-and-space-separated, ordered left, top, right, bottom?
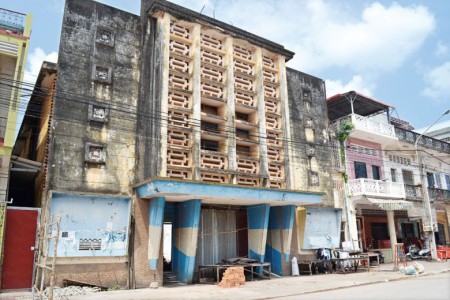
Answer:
12, 0, 338, 289
328, 91, 450, 262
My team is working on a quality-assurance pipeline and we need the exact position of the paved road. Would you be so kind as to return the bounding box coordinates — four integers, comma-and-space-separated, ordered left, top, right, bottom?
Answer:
281, 272, 450, 300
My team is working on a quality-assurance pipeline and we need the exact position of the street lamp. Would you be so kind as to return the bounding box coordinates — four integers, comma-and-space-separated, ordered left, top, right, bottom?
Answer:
414, 109, 450, 260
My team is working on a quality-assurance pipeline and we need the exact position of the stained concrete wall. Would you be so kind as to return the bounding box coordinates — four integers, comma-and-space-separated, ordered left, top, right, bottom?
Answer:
48, 0, 141, 195
286, 68, 334, 205
135, 14, 163, 182
46, 0, 141, 287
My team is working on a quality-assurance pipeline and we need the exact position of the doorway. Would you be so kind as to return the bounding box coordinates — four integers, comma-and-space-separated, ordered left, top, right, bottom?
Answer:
1, 207, 39, 289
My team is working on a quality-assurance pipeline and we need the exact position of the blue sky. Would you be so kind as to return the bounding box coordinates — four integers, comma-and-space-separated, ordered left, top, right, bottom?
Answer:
5, 0, 450, 129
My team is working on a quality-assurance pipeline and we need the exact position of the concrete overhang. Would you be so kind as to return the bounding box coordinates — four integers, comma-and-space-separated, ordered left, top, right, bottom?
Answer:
352, 195, 412, 211
135, 178, 324, 206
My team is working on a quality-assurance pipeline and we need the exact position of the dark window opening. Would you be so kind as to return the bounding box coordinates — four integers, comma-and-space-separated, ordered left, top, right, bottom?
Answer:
372, 165, 380, 180
201, 139, 219, 151
236, 128, 250, 139
354, 161, 367, 179
201, 104, 218, 115
201, 121, 219, 133
236, 145, 251, 156
427, 172, 435, 188
236, 112, 249, 121
391, 168, 397, 182
371, 223, 388, 240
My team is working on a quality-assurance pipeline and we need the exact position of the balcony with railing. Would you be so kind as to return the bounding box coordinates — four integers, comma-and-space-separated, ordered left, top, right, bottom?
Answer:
404, 184, 422, 201
348, 179, 405, 199
394, 127, 450, 154
428, 187, 450, 203
330, 114, 397, 145
0, 9, 26, 35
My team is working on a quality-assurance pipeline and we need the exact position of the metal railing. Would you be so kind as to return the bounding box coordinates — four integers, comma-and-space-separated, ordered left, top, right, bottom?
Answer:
0, 8, 26, 35
395, 127, 450, 154
404, 184, 422, 200
428, 187, 450, 202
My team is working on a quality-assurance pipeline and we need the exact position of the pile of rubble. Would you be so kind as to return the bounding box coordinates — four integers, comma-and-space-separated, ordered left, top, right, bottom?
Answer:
44, 286, 102, 299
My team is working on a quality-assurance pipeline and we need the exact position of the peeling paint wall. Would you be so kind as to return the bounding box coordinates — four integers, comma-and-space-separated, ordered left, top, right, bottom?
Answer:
286, 68, 334, 205
49, 193, 131, 257
48, 0, 141, 195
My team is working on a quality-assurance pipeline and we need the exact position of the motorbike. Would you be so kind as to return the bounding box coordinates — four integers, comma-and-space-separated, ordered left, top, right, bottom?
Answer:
406, 244, 432, 261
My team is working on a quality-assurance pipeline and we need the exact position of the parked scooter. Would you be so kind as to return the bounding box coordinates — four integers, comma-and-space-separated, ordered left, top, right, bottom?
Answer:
406, 244, 432, 261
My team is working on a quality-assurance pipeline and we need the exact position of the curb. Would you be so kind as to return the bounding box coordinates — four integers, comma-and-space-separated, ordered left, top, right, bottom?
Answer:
261, 269, 450, 300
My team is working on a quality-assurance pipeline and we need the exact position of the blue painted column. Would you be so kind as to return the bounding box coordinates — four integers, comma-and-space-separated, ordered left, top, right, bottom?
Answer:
172, 199, 201, 284
266, 205, 296, 275
148, 197, 166, 270
247, 204, 270, 263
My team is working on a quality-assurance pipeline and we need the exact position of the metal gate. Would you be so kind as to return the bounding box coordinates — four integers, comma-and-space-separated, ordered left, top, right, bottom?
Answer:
1, 207, 39, 289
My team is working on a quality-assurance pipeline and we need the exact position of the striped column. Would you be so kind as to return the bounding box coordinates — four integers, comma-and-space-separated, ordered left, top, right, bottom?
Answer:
247, 204, 270, 262
172, 199, 201, 284
266, 205, 295, 275
148, 197, 166, 270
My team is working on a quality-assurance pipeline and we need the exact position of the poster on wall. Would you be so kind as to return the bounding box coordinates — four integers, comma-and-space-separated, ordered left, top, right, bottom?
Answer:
49, 193, 131, 257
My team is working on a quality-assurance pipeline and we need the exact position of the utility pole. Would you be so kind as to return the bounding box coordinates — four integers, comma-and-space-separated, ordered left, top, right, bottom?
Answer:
414, 109, 449, 260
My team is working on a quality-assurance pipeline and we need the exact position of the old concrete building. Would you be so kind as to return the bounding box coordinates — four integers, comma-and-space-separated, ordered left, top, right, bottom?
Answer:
12, 0, 338, 289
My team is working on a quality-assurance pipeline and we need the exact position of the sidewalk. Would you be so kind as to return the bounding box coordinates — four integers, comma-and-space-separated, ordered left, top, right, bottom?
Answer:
1, 261, 449, 300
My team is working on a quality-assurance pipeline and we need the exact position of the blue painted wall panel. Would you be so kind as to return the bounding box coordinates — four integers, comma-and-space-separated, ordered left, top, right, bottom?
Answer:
49, 193, 131, 257
302, 208, 342, 249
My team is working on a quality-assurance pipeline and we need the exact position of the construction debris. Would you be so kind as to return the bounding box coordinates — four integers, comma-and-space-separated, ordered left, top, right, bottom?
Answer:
218, 267, 245, 288
45, 286, 102, 299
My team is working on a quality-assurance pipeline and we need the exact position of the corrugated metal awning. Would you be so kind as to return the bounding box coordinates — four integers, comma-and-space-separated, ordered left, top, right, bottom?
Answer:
366, 198, 413, 211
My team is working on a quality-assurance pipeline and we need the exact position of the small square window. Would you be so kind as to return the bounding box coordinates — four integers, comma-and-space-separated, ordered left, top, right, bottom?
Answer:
92, 65, 112, 84
96, 26, 115, 47
85, 142, 106, 164
88, 103, 109, 123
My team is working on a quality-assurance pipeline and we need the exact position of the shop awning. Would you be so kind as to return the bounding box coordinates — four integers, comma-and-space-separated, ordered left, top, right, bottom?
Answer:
366, 198, 413, 211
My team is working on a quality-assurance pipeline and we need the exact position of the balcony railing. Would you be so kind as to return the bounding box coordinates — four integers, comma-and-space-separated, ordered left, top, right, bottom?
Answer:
348, 179, 405, 198
0, 9, 26, 35
331, 114, 396, 139
395, 127, 450, 154
404, 184, 422, 200
428, 187, 450, 203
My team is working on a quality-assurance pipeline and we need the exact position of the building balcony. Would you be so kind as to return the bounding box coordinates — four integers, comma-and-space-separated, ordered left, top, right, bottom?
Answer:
394, 127, 450, 154
0, 9, 26, 36
404, 184, 422, 200
331, 114, 397, 145
348, 179, 405, 199
428, 187, 450, 203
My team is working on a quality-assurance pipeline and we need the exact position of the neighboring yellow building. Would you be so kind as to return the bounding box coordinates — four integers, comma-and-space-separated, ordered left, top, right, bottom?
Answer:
0, 8, 32, 202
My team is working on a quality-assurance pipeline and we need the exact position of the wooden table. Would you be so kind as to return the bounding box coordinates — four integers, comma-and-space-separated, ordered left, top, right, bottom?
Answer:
331, 255, 371, 274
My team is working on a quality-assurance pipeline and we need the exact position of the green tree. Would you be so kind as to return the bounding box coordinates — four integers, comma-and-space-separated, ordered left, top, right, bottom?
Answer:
336, 121, 354, 182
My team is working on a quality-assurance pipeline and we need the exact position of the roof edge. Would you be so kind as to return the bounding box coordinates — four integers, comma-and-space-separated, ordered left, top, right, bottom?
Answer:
143, 0, 295, 60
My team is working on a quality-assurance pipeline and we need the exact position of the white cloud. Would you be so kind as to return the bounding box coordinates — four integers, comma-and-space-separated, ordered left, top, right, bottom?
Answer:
422, 61, 450, 103
23, 47, 58, 85
172, 0, 435, 74
325, 75, 375, 98
434, 41, 448, 58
